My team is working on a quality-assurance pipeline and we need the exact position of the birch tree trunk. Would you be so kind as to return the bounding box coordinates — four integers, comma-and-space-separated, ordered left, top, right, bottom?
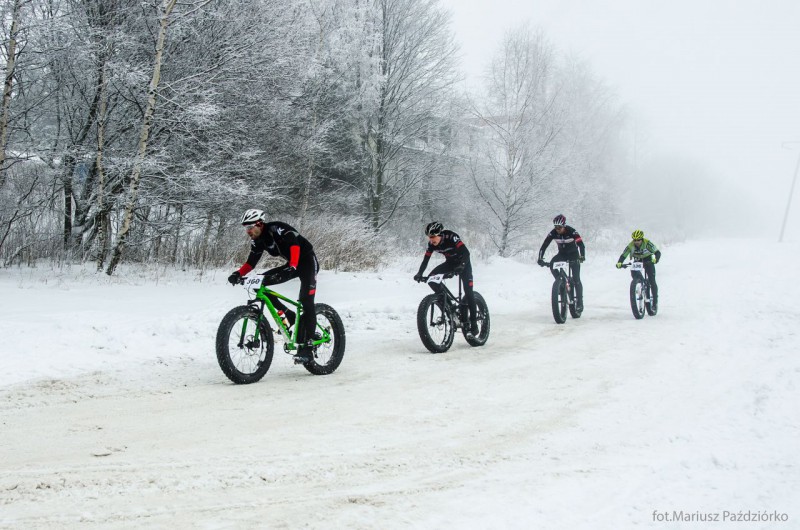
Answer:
0, 0, 24, 189
106, 0, 177, 275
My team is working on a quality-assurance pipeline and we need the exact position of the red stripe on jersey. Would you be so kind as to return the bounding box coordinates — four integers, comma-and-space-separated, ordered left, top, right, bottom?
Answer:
469, 280, 473, 287
456, 241, 464, 248
425, 251, 432, 257
308, 289, 316, 295
289, 245, 300, 268
238, 263, 253, 276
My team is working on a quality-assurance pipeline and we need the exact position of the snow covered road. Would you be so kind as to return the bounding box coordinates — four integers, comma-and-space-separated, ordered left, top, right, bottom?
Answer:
1, 239, 798, 528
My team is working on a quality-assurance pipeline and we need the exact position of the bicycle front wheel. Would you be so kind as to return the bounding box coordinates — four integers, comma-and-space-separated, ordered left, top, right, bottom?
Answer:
551, 279, 567, 324
216, 305, 275, 384
417, 294, 455, 353
303, 303, 346, 375
630, 278, 646, 319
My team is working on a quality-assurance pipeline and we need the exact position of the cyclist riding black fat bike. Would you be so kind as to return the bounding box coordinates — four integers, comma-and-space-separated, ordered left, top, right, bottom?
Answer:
415, 272, 490, 353
540, 260, 583, 324
413, 222, 489, 352
538, 214, 585, 324
537, 214, 586, 324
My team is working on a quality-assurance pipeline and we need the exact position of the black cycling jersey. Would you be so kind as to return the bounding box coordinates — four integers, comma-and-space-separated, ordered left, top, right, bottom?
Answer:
416, 230, 469, 274
243, 221, 313, 270
235, 221, 317, 351
416, 229, 477, 329
538, 226, 585, 261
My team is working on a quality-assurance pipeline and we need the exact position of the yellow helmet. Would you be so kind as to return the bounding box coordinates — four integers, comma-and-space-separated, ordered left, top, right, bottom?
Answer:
631, 229, 644, 240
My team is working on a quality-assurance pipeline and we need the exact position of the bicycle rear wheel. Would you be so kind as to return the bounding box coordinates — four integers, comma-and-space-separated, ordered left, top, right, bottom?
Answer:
551, 279, 567, 324
568, 283, 582, 319
303, 303, 346, 375
645, 282, 658, 316
630, 278, 646, 319
216, 305, 275, 384
417, 294, 455, 353
463, 291, 490, 346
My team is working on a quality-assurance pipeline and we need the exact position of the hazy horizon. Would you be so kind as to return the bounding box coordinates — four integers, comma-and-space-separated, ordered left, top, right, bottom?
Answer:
440, 0, 800, 241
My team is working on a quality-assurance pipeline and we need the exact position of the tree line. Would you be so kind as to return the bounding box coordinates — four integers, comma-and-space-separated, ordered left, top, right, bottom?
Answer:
1, 0, 631, 273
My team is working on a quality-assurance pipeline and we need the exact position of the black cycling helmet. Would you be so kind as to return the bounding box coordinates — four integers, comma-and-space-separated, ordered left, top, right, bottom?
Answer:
425, 222, 444, 236
553, 214, 567, 227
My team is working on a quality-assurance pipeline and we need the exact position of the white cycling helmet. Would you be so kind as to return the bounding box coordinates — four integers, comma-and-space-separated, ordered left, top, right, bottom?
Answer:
240, 208, 266, 226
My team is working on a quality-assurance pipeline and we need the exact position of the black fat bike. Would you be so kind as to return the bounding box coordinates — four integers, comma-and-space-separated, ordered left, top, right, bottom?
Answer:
416, 273, 490, 353
216, 274, 345, 383
542, 260, 582, 324
621, 261, 657, 319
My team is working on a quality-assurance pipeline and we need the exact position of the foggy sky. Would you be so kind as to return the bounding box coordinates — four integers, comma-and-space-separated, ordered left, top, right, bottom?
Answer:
440, 0, 800, 240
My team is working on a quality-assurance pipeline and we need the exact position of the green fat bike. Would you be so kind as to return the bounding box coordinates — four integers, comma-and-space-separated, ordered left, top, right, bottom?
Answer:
216, 274, 345, 384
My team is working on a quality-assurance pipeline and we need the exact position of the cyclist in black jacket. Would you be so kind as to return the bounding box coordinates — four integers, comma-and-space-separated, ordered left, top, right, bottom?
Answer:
227, 209, 319, 363
537, 214, 586, 311
413, 222, 478, 335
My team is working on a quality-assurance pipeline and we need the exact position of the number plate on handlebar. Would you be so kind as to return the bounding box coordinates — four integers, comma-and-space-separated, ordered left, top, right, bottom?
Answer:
427, 274, 445, 284
243, 276, 262, 288
630, 262, 644, 271
552, 261, 569, 272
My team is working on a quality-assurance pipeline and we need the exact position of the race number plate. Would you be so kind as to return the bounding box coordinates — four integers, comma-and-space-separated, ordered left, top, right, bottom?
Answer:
243, 275, 262, 287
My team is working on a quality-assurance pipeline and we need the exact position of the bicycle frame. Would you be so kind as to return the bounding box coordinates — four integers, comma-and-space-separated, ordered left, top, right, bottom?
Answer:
624, 262, 651, 290
424, 274, 467, 327
239, 275, 331, 351
548, 261, 576, 303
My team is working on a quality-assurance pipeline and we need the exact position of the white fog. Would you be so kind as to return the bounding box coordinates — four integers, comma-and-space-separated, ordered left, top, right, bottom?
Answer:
441, 0, 800, 240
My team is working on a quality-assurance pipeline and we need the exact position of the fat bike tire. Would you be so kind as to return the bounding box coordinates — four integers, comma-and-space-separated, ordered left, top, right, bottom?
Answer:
216, 305, 275, 384
302, 303, 346, 375
568, 285, 583, 319
630, 278, 646, 319
417, 294, 455, 353
646, 283, 658, 316
463, 292, 490, 346
551, 279, 568, 324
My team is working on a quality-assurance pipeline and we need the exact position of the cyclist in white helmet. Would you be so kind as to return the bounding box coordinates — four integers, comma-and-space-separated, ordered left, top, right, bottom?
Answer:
228, 209, 319, 363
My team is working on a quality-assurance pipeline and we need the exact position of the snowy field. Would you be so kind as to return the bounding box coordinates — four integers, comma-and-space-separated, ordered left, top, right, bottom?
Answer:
1, 238, 798, 529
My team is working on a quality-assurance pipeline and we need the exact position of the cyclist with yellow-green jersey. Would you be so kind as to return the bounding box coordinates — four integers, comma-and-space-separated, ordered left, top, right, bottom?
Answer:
616, 230, 662, 306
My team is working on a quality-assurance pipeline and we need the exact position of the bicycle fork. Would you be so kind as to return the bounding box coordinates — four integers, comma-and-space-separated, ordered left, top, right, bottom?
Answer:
238, 312, 266, 349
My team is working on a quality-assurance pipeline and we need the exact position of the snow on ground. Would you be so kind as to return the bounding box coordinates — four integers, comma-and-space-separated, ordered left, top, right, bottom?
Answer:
0, 238, 798, 529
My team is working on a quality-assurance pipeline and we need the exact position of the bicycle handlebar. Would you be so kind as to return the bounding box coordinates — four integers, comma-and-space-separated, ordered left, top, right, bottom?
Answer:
419, 272, 456, 282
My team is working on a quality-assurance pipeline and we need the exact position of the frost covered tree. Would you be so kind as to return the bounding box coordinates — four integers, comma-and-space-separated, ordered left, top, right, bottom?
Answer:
348, 0, 460, 230
549, 56, 625, 235
467, 26, 561, 256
